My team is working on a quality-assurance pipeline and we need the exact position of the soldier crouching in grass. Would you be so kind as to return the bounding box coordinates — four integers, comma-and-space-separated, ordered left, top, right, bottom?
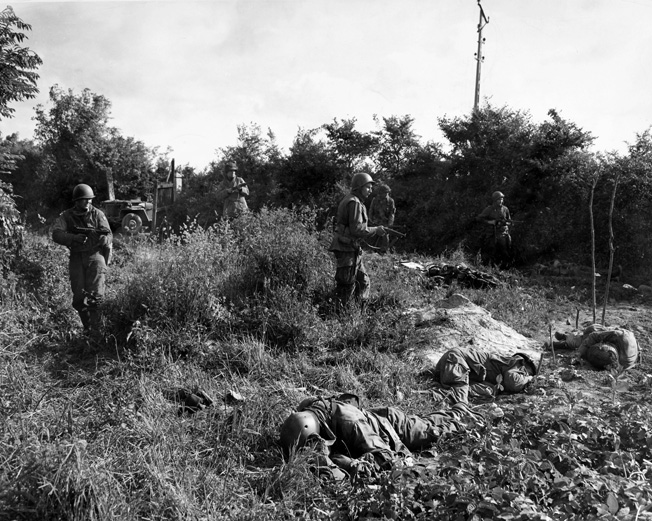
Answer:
549, 324, 639, 374
52, 184, 112, 334
279, 393, 483, 481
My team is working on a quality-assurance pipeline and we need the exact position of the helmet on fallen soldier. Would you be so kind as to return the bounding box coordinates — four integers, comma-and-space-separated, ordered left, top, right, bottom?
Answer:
514, 352, 538, 375
585, 342, 619, 370
280, 411, 320, 456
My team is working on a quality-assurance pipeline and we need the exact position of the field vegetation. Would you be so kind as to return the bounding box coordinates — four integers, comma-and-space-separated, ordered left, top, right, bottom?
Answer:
1, 210, 652, 520
2, 7, 652, 519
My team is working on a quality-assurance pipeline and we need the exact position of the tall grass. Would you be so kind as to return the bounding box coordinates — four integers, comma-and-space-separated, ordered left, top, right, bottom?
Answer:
3, 208, 642, 520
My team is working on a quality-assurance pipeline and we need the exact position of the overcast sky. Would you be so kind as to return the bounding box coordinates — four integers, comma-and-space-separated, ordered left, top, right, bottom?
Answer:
1, 0, 651, 170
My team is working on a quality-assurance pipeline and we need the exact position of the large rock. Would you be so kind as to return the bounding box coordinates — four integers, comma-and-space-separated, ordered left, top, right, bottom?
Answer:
404, 294, 542, 368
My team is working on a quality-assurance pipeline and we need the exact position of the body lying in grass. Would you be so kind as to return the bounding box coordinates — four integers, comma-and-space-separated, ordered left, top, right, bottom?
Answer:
549, 324, 639, 374
279, 393, 482, 481
430, 348, 539, 403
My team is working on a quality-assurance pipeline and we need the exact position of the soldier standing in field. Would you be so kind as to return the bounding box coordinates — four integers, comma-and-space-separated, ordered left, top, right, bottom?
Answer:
329, 172, 386, 311
476, 190, 513, 268
368, 183, 396, 253
52, 184, 112, 333
217, 161, 249, 218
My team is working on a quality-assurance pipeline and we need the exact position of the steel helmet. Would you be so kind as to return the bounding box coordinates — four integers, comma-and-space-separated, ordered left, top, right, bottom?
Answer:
72, 184, 95, 200
224, 161, 238, 172
586, 342, 619, 370
514, 352, 538, 375
492, 191, 505, 201
279, 411, 320, 454
351, 172, 375, 191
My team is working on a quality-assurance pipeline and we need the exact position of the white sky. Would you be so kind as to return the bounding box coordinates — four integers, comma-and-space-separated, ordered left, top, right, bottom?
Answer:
1, 0, 651, 170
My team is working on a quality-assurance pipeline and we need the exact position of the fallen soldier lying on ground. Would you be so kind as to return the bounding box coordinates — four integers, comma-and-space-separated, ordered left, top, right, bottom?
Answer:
548, 324, 639, 374
279, 393, 483, 481
430, 348, 538, 403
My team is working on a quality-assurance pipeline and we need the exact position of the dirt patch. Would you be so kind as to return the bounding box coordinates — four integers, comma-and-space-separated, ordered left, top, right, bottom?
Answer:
404, 293, 542, 367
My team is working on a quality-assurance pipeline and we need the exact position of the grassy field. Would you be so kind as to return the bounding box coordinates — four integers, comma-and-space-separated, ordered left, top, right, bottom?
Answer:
1, 208, 651, 520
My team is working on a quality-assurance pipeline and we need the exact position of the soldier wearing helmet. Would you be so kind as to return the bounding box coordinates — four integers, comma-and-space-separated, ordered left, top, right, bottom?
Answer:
328, 172, 386, 311
52, 183, 113, 334
368, 183, 396, 254
476, 190, 513, 268
279, 394, 481, 481
432, 347, 540, 403
550, 324, 638, 374
217, 161, 249, 218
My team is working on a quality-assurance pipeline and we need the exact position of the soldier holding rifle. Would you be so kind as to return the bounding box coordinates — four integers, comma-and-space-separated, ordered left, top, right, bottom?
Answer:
329, 172, 386, 312
52, 184, 112, 334
217, 161, 249, 218
476, 190, 514, 268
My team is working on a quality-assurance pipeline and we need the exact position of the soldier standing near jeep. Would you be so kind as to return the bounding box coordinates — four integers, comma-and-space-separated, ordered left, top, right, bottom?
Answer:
52, 184, 112, 333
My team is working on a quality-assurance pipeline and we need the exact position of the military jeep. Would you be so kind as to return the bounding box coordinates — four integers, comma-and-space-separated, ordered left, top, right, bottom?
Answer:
100, 199, 154, 234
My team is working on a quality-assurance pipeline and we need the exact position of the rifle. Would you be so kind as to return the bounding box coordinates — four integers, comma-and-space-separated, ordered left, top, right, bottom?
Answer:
384, 228, 406, 238
73, 226, 111, 236
227, 181, 248, 194
73, 227, 112, 266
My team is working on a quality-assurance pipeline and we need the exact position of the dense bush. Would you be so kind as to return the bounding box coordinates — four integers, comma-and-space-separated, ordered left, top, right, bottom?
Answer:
105, 208, 334, 356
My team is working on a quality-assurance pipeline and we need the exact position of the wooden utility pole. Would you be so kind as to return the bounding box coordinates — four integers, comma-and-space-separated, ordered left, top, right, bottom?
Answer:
474, 1, 489, 110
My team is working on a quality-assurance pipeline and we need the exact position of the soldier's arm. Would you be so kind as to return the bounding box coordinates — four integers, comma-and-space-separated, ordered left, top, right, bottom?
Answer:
476, 207, 495, 224
502, 368, 532, 393
348, 201, 381, 238
97, 212, 113, 243
237, 178, 249, 197
52, 214, 75, 247
388, 199, 396, 226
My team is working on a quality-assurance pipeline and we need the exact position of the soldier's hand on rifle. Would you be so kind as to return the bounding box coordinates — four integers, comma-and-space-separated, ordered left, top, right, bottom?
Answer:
375, 226, 387, 236
72, 234, 87, 244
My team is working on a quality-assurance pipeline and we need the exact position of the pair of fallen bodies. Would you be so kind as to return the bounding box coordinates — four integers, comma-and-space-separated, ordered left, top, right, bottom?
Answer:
280, 324, 639, 481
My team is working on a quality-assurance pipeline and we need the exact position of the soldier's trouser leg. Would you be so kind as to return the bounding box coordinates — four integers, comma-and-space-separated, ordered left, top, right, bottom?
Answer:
70, 252, 106, 331
334, 251, 369, 310
433, 350, 470, 403
379, 234, 390, 253
493, 234, 512, 267
370, 405, 468, 451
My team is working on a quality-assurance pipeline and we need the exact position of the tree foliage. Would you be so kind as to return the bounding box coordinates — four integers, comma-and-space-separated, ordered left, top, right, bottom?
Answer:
33, 86, 159, 210
0, 6, 42, 277
0, 6, 42, 120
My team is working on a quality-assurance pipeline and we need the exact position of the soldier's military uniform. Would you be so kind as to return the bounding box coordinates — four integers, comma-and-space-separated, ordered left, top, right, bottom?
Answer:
52, 186, 112, 332
432, 348, 537, 403
217, 162, 249, 218
477, 191, 512, 267
555, 324, 638, 373
329, 173, 384, 310
281, 395, 480, 480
